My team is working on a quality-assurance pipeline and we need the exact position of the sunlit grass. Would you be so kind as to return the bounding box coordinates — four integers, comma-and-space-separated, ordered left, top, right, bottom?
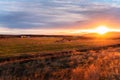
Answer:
0, 37, 119, 57
0, 45, 120, 80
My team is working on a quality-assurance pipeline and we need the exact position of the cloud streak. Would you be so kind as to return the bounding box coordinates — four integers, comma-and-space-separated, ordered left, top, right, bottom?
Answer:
0, 0, 120, 34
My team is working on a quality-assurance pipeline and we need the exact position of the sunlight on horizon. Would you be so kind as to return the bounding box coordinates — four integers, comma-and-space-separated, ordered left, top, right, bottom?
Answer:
70, 25, 120, 35
94, 26, 109, 35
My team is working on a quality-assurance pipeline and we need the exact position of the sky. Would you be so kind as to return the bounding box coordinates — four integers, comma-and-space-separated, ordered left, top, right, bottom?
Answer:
0, 0, 120, 34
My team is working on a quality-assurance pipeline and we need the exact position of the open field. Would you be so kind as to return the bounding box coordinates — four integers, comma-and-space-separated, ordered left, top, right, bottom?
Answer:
1, 0, 120, 80
0, 37, 120, 57
0, 37, 120, 80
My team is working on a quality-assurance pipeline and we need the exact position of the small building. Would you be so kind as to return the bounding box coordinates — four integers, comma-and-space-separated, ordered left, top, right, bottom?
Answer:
20, 35, 30, 38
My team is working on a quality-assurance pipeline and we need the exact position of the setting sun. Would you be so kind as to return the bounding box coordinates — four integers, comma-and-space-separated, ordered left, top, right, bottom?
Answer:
95, 26, 109, 35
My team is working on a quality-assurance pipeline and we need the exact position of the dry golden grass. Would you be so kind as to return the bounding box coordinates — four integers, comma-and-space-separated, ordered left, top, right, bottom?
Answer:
0, 37, 120, 80
72, 47, 120, 80
0, 46, 120, 80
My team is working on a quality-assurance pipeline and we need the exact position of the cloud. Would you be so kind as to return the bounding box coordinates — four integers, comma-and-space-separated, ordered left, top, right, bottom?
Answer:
0, 0, 120, 31
0, 26, 72, 35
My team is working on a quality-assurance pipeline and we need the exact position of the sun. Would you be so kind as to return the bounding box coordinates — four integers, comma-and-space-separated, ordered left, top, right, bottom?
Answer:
95, 26, 109, 35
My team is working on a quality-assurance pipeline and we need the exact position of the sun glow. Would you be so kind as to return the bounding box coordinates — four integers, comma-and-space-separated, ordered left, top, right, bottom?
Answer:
95, 26, 109, 35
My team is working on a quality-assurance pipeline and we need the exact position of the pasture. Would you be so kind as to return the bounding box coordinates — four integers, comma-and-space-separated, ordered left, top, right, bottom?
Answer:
0, 37, 119, 57
0, 37, 120, 80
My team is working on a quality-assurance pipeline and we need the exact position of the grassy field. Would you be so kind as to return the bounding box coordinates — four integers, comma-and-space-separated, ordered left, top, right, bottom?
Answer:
0, 37, 119, 57
0, 37, 120, 80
